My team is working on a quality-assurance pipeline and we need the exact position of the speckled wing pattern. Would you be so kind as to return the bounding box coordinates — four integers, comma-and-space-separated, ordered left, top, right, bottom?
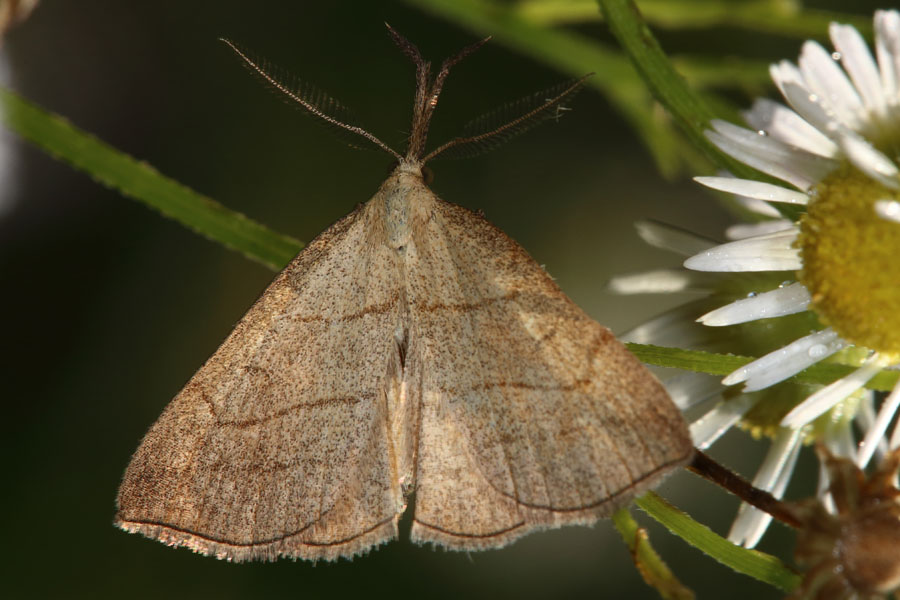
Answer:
115, 179, 692, 561
116, 201, 408, 561
405, 193, 693, 549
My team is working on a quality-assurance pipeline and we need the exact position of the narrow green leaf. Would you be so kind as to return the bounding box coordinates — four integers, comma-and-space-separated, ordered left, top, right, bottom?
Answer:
612, 508, 695, 600
597, 0, 768, 181
625, 343, 900, 392
0, 87, 302, 270
636, 492, 801, 592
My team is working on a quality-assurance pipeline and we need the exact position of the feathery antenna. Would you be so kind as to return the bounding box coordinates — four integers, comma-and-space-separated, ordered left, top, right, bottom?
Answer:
385, 24, 490, 163
222, 30, 589, 170
220, 38, 401, 160
423, 75, 593, 162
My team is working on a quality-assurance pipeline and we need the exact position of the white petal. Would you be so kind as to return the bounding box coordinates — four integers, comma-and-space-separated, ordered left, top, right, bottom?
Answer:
875, 10, 900, 103
690, 395, 756, 449
634, 220, 715, 256
824, 417, 860, 463
694, 176, 809, 205
798, 40, 865, 130
683, 228, 800, 272
875, 199, 900, 223
730, 507, 770, 549
816, 458, 836, 513
698, 282, 810, 326
734, 196, 782, 218
607, 269, 712, 294
855, 392, 885, 462
839, 133, 900, 189
726, 220, 794, 240
744, 98, 840, 158
770, 60, 805, 98
890, 384, 900, 451
857, 382, 900, 468
750, 428, 803, 492
780, 81, 845, 139
707, 121, 836, 190
831, 23, 887, 117
728, 429, 802, 548
781, 353, 885, 428
723, 328, 846, 391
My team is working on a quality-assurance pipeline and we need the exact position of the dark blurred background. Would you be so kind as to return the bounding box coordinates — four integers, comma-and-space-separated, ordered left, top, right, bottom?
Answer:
0, 1, 884, 598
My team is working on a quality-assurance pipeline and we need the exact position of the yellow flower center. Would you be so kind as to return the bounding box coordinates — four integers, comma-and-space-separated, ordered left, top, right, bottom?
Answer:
797, 167, 900, 355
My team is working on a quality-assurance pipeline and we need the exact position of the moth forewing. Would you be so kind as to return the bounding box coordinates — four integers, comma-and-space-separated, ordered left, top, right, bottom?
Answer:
115, 27, 692, 562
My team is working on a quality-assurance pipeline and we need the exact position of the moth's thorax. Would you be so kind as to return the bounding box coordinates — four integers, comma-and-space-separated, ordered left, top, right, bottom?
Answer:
381, 162, 429, 250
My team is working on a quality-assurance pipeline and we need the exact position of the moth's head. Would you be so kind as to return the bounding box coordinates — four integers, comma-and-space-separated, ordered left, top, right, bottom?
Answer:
387, 159, 434, 187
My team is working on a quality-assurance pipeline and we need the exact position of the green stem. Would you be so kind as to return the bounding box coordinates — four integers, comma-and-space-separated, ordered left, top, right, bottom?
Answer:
612, 508, 695, 599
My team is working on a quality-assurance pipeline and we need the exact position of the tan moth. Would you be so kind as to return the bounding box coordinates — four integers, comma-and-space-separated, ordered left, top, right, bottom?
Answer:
115, 26, 693, 562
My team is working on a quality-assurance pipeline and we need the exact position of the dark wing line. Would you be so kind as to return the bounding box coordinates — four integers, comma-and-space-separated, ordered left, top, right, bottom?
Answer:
116, 515, 395, 548
428, 454, 691, 523
212, 395, 369, 429
288, 291, 401, 323
412, 518, 526, 540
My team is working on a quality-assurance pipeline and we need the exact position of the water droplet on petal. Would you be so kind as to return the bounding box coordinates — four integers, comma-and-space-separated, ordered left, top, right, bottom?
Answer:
831, 51, 842, 61
747, 291, 758, 298
808, 344, 828, 359
876, 200, 900, 221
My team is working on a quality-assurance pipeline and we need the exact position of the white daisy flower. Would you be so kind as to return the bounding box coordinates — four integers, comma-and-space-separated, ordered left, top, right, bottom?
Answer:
614, 10, 900, 549
682, 10, 900, 545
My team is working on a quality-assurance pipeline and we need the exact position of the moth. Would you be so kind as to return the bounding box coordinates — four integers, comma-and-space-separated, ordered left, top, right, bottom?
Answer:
115, 26, 693, 562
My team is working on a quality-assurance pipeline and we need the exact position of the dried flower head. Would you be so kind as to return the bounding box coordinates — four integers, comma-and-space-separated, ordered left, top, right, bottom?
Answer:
786, 447, 900, 599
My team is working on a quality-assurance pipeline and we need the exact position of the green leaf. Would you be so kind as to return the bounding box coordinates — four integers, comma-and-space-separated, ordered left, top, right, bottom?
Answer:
0, 87, 302, 271
625, 343, 900, 392
612, 508, 696, 600
636, 492, 801, 592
